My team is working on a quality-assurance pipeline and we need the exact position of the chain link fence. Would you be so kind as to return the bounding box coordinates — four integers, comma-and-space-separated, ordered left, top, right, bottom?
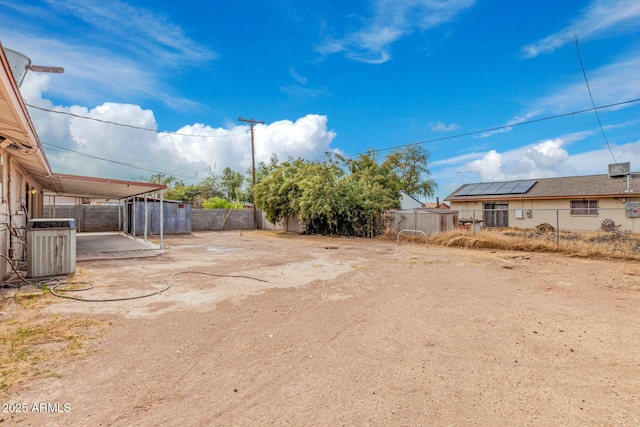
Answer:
455, 207, 640, 244
457, 207, 638, 231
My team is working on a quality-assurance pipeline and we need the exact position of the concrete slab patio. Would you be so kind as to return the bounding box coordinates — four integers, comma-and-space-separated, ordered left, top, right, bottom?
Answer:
76, 232, 164, 261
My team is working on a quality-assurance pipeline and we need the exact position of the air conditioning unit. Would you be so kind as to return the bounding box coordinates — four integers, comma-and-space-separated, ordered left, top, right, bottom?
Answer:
608, 162, 630, 177
26, 219, 76, 278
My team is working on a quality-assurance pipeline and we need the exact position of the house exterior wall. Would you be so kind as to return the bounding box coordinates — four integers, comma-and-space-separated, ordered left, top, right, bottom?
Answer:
0, 153, 45, 278
450, 196, 640, 232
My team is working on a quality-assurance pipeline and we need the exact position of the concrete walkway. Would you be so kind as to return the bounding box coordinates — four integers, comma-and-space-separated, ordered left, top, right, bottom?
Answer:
76, 232, 164, 261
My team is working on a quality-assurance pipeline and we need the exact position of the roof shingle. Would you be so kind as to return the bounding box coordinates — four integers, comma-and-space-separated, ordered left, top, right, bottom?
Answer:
445, 173, 640, 201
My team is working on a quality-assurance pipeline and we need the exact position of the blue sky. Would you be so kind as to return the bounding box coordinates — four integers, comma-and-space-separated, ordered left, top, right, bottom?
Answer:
1, 0, 640, 201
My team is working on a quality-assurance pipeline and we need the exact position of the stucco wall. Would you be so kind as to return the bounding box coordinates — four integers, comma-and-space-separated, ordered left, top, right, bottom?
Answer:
0, 154, 46, 278
450, 197, 640, 232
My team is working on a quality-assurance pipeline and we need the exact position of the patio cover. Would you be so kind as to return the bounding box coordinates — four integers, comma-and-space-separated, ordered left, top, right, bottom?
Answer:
47, 173, 167, 201
46, 173, 168, 249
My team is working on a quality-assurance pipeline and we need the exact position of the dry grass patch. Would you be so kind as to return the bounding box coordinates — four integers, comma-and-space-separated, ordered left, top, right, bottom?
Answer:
0, 291, 106, 396
391, 228, 640, 260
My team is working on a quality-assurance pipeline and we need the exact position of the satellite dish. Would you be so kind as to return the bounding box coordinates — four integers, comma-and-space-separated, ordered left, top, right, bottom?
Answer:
3, 48, 30, 86
3, 47, 64, 87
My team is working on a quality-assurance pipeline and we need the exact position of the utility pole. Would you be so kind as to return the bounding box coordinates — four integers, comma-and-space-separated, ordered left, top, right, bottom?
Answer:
238, 117, 265, 229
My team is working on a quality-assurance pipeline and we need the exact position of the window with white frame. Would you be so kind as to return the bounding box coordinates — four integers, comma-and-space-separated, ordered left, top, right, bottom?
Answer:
570, 199, 598, 215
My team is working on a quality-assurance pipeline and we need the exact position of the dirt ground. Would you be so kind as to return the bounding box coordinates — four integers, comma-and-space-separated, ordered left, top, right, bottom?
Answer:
3, 230, 640, 426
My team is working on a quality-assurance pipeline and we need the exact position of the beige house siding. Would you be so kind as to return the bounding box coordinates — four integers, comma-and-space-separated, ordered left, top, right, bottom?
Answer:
450, 195, 640, 232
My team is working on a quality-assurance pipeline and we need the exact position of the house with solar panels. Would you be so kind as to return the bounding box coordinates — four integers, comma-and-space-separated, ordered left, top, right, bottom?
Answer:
444, 165, 640, 232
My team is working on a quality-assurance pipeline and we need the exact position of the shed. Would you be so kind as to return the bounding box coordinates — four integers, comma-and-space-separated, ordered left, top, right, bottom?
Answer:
385, 208, 458, 236
126, 198, 192, 235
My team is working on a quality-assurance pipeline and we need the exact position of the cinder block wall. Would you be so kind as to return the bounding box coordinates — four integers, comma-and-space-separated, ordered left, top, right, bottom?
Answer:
82, 205, 120, 232
45, 205, 120, 232
191, 209, 254, 231
46, 206, 260, 232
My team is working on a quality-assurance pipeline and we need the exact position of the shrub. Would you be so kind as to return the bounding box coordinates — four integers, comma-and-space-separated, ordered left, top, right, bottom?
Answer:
202, 197, 242, 209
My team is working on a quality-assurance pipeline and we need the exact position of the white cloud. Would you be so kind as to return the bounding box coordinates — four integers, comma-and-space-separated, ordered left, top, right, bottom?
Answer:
537, 56, 640, 113
316, 0, 475, 63
466, 150, 504, 181
280, 84, 331, 101
477, 110, 542, 138
25, 76, 339, 181
255, 115, 339, 162
431, 151, 485, 167
521, 0, 640, 58
289, 67, 308, 85
430, 121, 460, 132
478, 50, 640, 140
456, 132, 640, 184
42, 0, 216, 66
1, 0, 215, 108
571, 138, 640, 173
465, 138, 580, 182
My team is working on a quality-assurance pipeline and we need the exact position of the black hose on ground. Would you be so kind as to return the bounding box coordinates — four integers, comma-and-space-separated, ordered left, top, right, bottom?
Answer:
1, 253, 267, 302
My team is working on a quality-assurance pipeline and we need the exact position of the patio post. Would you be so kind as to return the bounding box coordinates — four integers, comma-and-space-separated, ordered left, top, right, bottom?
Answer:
132, 197, 136, 238
144, 193, 148, 243
160, 189, 164, 249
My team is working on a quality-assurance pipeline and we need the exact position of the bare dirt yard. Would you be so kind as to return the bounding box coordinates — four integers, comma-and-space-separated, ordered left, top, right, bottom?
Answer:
2, 230, 640, 426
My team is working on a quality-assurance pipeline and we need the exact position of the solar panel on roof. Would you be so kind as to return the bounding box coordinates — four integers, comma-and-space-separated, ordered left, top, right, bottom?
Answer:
480, 182, 505, 194
455, 183, 481, 196
511, 179, 537, 193
454, 179, 537, 196
499, 181, 518, 192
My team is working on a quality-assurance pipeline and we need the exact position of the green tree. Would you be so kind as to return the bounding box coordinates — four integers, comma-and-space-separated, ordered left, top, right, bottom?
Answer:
383, 145, 437, 199
197, 175, 223, 199
202, 197, 242, 209
253, 158, 306, 224
340, 151, 401, 236
138, 173, 176, 186
137, 173, 178, 199
294, 161, 345, 234
220, 167, 245, 202
254, 152, 401, 237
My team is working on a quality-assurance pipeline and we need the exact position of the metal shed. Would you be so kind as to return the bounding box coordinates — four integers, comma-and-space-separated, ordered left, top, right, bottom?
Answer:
126, 198, 192, 235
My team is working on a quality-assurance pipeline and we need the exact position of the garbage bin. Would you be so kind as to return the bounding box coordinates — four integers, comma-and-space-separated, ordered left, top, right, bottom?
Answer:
26, 218, 76, 278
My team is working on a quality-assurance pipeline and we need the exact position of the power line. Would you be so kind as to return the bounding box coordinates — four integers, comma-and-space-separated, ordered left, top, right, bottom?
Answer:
25, 103, 246, 138
41, 141, 197, 179
349, 98, 640, 156
573, 31, 618, 165
36, 97, 640, 181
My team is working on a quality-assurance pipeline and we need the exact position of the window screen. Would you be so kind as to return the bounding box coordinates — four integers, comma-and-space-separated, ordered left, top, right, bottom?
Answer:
570, 199, 598, 215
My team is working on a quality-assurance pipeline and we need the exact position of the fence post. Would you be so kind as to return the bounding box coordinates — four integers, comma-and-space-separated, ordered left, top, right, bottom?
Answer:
472, 209, 476, 235
556, 209, 560, 249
